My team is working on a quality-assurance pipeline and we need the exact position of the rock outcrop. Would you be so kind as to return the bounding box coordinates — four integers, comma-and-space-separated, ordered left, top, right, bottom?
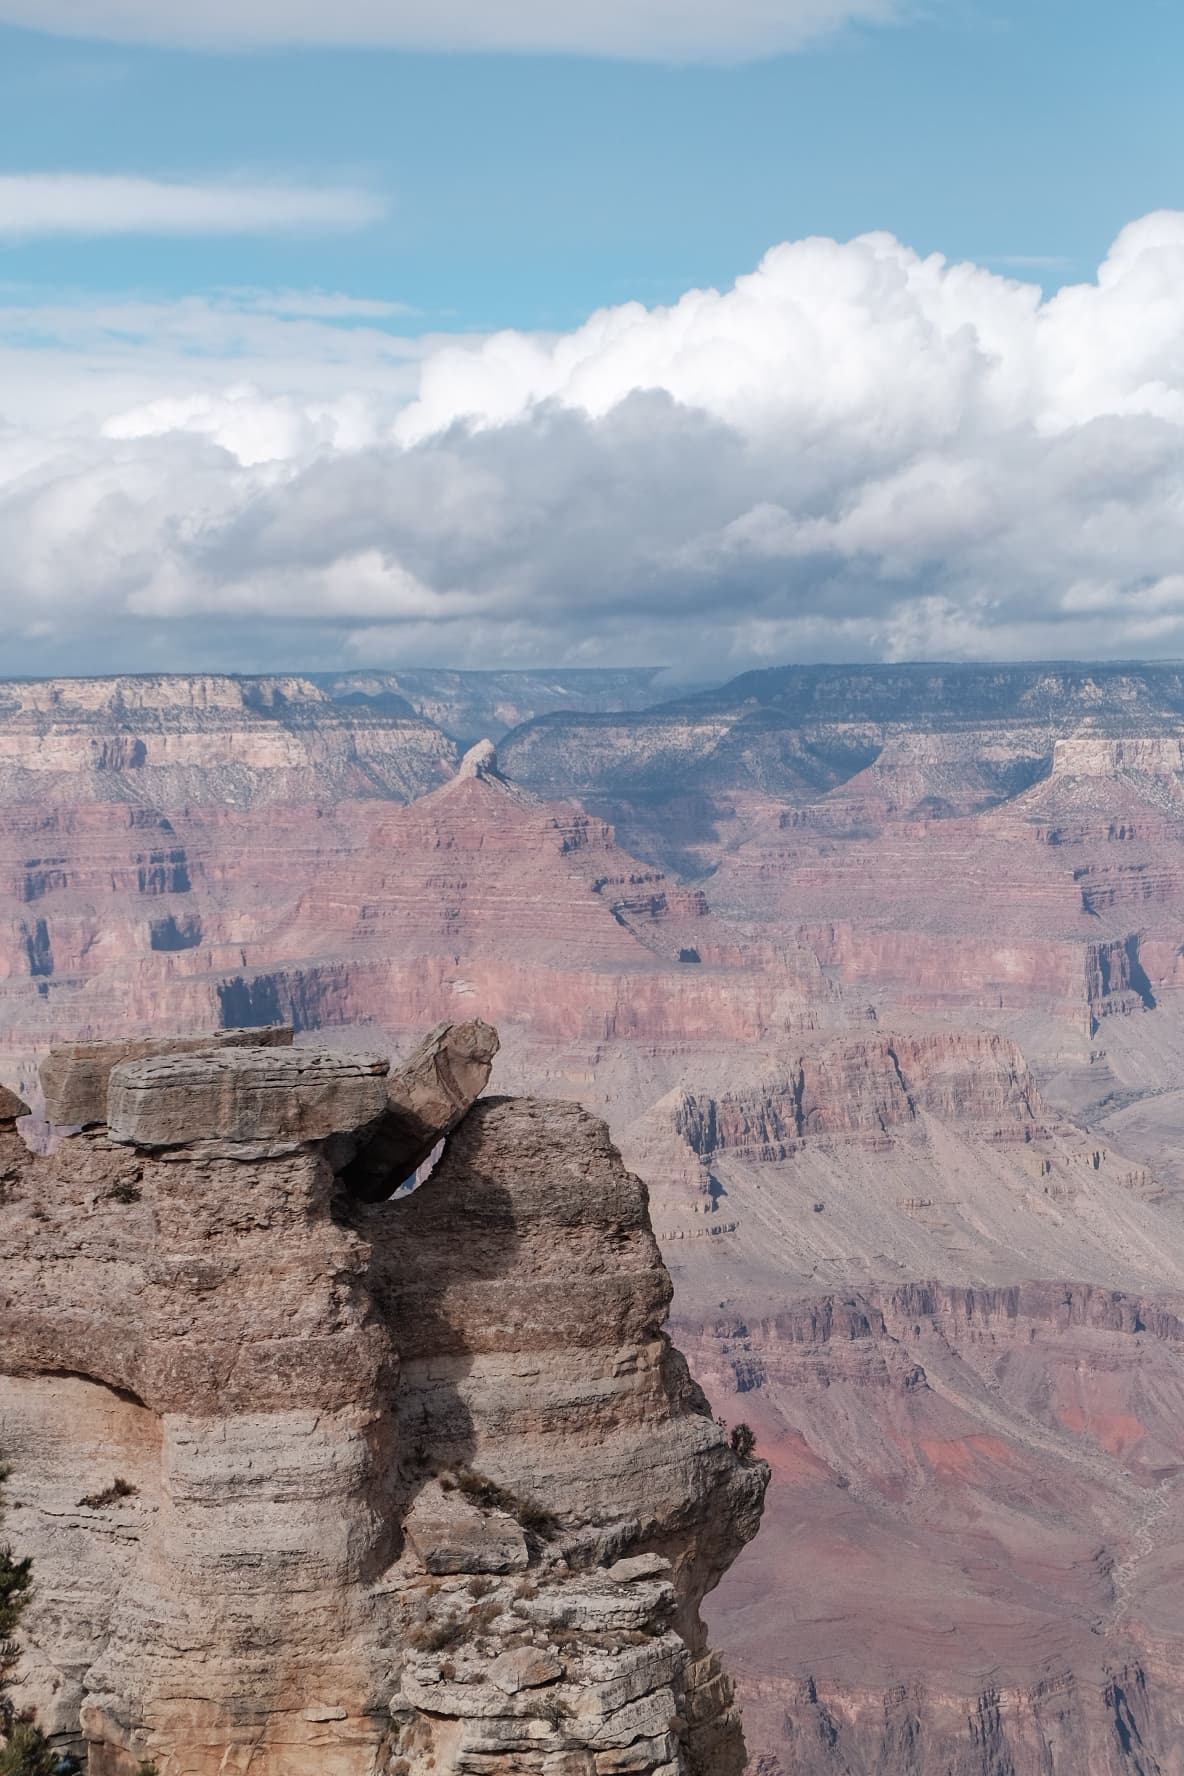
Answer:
0, 1021, 766, 1776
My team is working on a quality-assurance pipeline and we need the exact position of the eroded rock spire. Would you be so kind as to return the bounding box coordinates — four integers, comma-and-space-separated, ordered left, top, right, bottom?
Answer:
0, 1020, 766, 1776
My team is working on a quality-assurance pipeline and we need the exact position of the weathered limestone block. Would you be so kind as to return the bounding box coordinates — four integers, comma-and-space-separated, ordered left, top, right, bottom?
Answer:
40, 1025, 294, 1127
514, 1580, 676, 1637
488, 1649, 565, 1693
404, 1483, 529, 1575
106, 1046, 389, 1149
345, 1018, 500, 1200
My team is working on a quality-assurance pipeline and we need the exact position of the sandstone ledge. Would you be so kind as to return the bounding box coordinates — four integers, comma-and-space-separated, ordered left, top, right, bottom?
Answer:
106, 1046, 390, 1148
40, 1025, 294, 1128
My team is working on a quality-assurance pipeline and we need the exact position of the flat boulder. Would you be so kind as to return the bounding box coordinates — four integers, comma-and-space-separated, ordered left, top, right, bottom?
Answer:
106, 1046, 388, 1150
487, 1647, 564, 1693
605, 1553, 672, 1585
41, 1026, 294, 1128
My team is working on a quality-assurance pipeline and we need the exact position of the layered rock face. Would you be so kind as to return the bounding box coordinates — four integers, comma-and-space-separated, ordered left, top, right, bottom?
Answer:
644, 1043, 1184, 1776
595, 989, 1184, 1774
0, 733, 830, 1120
681, 1282, 1184, 1776
496, 662, 1184, 871
312, 668, 669, 743
0, 1022, 765, 1776
0, 674, 459, 807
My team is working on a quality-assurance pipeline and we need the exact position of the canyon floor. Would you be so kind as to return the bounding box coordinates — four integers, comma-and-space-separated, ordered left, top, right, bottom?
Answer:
4, 662, 1184, 1773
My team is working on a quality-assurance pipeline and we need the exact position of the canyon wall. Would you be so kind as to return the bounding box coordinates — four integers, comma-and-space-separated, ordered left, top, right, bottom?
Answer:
0, 675, 460, 807
680, 1282, 1184, 1776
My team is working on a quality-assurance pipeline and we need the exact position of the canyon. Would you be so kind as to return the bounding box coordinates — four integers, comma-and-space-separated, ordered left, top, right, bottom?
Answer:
4, 663, 1184, 1773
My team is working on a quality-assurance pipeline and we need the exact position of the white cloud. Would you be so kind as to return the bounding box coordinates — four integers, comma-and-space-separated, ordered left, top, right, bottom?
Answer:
2, 213, 1184, 677
0, 288, 426, 431
228, 289, 411, 319
0, 174, 384, 237
0, 0, 905, 61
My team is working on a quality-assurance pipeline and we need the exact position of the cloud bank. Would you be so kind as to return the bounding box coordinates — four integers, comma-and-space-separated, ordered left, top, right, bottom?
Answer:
3, 213, 1184, 677
0, 0, 903, 61
0, 175, 384, 236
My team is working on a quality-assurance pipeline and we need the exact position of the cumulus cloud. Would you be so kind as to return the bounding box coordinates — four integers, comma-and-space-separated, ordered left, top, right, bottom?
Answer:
0, 175, 384, 237
0, 0, 903, 61
2, 213, 1184, 677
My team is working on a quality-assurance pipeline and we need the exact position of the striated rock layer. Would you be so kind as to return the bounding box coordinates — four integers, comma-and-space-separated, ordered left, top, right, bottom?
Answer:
0, 1023, 765, 1776
681, 1283, 1184, 1776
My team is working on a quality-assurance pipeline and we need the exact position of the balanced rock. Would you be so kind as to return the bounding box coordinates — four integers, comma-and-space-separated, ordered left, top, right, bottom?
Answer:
106, 1045, 389, 1149
344, 1018, 500, 1200
41, 1025, 294, 1128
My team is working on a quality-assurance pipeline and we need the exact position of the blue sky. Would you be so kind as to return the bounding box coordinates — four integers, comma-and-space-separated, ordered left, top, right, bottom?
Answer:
0, 0, 1180, 331
0, 0, 1183, 678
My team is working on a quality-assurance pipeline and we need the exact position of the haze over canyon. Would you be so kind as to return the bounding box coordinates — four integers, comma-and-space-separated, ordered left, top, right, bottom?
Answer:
4, 660, 1184, 1772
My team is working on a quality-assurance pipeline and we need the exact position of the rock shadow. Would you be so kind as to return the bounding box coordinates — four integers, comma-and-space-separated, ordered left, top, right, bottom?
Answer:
357, 1099, 523, 1531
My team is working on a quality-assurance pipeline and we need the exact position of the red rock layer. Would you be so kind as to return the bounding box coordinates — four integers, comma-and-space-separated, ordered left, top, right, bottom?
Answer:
677, 1283, 1184, 1774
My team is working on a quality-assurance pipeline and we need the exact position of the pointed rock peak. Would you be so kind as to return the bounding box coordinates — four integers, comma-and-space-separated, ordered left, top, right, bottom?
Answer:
458, 738, 502, 781
437, 735, 538, 811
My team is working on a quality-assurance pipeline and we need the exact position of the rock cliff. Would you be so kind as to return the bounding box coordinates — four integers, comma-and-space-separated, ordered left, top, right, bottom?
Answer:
0, 1021, 765, 1776
0, 674, 458, 807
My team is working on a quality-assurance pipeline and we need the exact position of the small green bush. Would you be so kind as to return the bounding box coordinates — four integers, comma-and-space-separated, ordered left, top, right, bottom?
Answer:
0, 1719, 58, 1776
729, 1422, 757, 1461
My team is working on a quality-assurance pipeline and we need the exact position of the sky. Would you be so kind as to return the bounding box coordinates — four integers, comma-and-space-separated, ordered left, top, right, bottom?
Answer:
0, 0, 1182, 679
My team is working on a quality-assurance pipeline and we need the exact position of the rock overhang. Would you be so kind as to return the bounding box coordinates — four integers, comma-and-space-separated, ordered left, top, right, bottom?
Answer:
40, 1025, 295, 1129
105, 1046, 391, 1151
